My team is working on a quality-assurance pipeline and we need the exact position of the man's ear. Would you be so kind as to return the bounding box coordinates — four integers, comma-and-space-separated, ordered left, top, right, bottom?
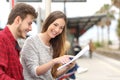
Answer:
14, 16, 22, 24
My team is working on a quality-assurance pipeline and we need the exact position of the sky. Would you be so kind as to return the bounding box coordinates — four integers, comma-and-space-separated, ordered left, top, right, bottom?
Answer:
0, 0, 113, 23
0, 0, 119, 46
51, 0, 111, 17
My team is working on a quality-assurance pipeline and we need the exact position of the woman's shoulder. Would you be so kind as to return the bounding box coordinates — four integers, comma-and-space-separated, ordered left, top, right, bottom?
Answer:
26, 35, 38, 41
23, 35, 39, 45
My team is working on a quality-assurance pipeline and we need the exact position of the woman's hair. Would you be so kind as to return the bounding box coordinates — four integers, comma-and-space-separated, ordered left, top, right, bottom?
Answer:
7, 3, 37, 25
41, 11, 67, 78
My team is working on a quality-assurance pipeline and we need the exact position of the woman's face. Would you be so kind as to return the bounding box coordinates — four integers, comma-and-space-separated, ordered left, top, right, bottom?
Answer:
47, 18, 65, 38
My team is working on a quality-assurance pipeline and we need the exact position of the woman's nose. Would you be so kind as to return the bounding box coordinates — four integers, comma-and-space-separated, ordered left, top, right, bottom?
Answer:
54, 27, 60, 32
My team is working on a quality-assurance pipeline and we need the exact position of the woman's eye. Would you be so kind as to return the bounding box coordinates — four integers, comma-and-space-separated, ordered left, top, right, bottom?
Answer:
54, 23, 57, 26
60, 27, 64, 29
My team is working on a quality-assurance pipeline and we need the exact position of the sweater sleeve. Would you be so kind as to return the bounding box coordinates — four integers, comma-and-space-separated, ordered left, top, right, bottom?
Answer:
21, 37, 40, 78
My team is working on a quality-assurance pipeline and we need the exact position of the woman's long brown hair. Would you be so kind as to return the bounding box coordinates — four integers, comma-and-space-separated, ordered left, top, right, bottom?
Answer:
41, 11, 67, 78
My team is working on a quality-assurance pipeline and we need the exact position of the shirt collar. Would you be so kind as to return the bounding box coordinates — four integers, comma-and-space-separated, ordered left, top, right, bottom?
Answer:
3, 26, 17, 47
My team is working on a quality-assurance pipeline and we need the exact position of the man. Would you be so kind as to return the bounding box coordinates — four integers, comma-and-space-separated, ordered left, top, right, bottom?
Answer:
89, 39, 95, 58
0, 3, 37, 80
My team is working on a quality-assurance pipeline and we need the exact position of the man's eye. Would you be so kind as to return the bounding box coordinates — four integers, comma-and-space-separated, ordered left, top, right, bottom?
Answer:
28, 22, 32, 25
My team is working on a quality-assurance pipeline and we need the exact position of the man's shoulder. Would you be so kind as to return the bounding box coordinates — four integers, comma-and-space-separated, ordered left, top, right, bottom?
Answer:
0, 31, 6, 39
0, 30, 10, 45
0, 27, 9, 38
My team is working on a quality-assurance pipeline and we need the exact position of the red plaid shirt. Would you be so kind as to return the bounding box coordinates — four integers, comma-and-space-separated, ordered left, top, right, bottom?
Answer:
0, 26, 24, 80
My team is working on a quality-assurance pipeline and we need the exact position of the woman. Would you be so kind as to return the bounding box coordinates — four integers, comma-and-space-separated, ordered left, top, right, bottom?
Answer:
21, 11, 75, 80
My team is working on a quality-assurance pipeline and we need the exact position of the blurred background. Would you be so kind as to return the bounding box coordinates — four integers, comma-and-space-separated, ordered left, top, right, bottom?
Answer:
0, 0, 120, 48
0, 0, 120, 80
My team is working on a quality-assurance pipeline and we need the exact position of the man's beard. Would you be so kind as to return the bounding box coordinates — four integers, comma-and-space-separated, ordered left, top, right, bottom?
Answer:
17, 24, 26, 39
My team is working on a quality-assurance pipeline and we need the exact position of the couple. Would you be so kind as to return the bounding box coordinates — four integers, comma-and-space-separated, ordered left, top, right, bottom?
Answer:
0, 3, 76, 80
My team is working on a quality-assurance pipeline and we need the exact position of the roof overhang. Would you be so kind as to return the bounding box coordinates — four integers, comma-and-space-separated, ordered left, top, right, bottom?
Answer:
67, 14, 107, 37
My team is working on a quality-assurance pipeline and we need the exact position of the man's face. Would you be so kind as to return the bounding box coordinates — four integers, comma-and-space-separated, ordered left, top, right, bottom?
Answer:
16, 14, 34, 39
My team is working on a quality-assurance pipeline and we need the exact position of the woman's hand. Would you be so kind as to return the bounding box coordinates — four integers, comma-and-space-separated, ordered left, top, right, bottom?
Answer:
52, 55, 74, 65
54, 56, 76, 78
65, 60, 76, 70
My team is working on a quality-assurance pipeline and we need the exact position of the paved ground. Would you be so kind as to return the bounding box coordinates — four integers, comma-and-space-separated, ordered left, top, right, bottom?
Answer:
95, 48, 120, 61
75, 52, 120, 80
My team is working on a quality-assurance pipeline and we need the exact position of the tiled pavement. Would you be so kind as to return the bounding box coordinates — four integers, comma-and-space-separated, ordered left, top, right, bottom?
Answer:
75, 52, 120, 80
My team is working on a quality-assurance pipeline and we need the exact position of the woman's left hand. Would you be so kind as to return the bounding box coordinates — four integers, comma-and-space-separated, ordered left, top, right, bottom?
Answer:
65, 60, 76, 70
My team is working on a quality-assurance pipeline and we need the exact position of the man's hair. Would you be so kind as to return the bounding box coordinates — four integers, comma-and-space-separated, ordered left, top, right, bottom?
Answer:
7, 3, 37, 24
